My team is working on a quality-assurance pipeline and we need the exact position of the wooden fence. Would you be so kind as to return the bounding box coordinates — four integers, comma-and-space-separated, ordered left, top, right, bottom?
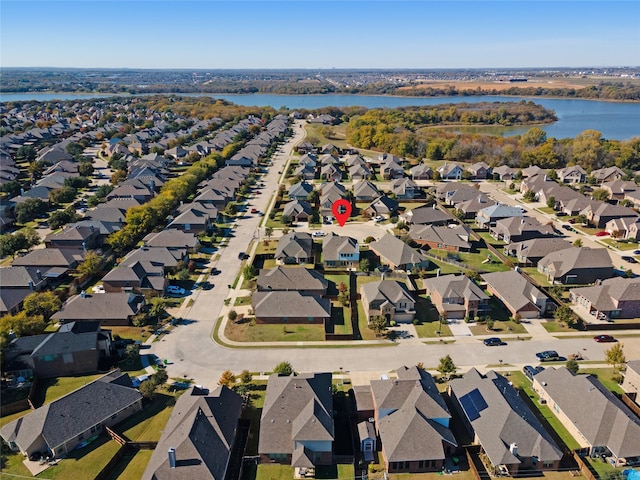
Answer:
571, 452, 599, 480
621, 392, 640, 418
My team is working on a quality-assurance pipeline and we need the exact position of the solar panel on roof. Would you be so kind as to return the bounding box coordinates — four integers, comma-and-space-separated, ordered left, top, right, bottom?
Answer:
460, 394, 480, 421
468, 388, 488, 412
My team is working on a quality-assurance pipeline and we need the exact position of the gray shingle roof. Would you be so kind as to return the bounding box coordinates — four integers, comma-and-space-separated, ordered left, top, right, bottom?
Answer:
275, 232, 313, 262
51, 293, 144, 322
538, 247, 613, 279
322, 233, 358, 262
256, 266, 328, 292
360, 280, 414, 310
409, 224, 471, 250
401, 205, 451, 225
482, 271, 548, 314
369, 234, 428, 268
423, 274, 488, 303
450, 369, 562, 467
252, 291, 331, 319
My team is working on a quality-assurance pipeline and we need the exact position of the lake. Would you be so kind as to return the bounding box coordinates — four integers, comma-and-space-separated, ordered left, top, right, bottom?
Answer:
1, 92, 638, 140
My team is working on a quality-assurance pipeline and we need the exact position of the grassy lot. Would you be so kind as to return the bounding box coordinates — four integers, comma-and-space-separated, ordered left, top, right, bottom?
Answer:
255, 240, 278, 255
356, 274, 392, 289
316, 464, 356, 479
601, 238, 639, 251
579, 367, 624, 394
357, 302, 379, 341
512, 371, 581, 451
33, 373, 105, 407
542, 320, 582, 333
331, 302, 353, 335
119, 390, 181, 442
234, 295, 252, 306
325, 274, 350, 295
476, 231, 504, 246
468, 319, 528, 335
225, 320, 325, 342
414, 321, 453, 338
423, 258, 463, 275
536, 206, 556, 215
242, 381, 268, 456
105, 448, 153, 480
255, 463, 294, 480
0, 408, 30, 429
109, 326, 148, 342
521, 267, 550, 286
573, 224, 600, 236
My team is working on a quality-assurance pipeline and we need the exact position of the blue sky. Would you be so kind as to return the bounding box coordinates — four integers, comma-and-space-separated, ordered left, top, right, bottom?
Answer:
1, 1, 638, 69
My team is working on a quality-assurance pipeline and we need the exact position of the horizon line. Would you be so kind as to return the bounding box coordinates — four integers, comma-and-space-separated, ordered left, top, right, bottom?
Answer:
3, 66, 639, 71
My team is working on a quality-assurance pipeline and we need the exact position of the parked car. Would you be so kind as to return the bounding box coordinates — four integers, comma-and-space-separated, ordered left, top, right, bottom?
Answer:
622, 256, 637, 263
167, 285, 186, 295
376, 265, 391, 273
312, 231, 326, 237
250, 208, 258, 214
595, 231, 610, 237
210, 267, 220, 275
594, 334, 617, 343
562, 224, 573, 230
374, 215, 384, 222
568, 219, 576, 224
536, 350, 560, 361
483, 337, 504, 346
91, 285, 106, 294
556, 212, 567, 217
238, 252, 248, 260
633, 250, 640, 255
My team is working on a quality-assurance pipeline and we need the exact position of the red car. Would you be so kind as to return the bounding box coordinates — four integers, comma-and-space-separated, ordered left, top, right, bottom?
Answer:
594, 335, 617, 343
595, 231, 610, 237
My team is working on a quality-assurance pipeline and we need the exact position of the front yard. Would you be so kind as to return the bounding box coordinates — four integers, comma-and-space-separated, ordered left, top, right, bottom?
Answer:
224, 319, 326, 342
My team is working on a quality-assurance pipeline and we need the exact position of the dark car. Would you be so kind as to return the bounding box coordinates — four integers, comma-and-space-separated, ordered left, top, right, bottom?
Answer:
594, 334, 617, 343
523, 365, 537, 380
536, 350, 560, 361
562, 224, 573, 230
483, 337, 504, 346
238, 252, 248, 260
622, 256, 637, 263
556, 212, 567, 217
210, 268, 220, 275
633, 250, 640, 255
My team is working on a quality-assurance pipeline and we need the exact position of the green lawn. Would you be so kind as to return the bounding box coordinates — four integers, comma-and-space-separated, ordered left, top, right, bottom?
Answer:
119, 390, 180, 442
536, 206, 556, 215
255, 463, 294, 480
414, 321, 453, 338
108, 326, 148, 342
325, 274, 350, 295
579, 367, 624, 394
331, 302, 353, 335
521, 267, 550, 286
601, 238, 639, 251
542, 320, 582, 333
476, 231, 504, 246
357, 302, 379, 340
105, 448, 153, 480
225, 321, 326, 342
468, 319, 527, 335
255, 240, 278, 255
234, 295, 252, 306
33, 373, 105, 407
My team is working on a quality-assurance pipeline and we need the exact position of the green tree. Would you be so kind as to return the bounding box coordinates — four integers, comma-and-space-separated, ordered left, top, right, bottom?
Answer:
48, 206, 79, 230
573, 239, 583, 247
264, 226, 273, 239
66, 142, 85, 157
437, 354, 457, 380
0, 311, 46, 341
16, 145, 37, 162
591, 188, 610, 202
15, 198, 47, 224
49, 186, 77, 205
64, 176, 91, 190
520, 127, 547, 147
359, 258, 371, 273
23, 291, 61, 322
523, 190, 536, 202
605, 343, 626, 373
151, 368, 168, 386
554, 304, 576, 325
566, 358, 580, 374
485, 317, 494, 331
139, 380, 157, 399
218, 370, 236, 387
273, 361, 294, 376
243, 264, 257, 279
0, 229, 40, 258
239, 369, 252, 383
0, 180, 21, 197
148, 297, 167, 322
224, 202, 238, 216
368, 315, 388, 337
228, 309, 238, 322
77, 251, 103, 276
281, 214, 292, 226
27, 161, 44, 182
546, 196, 556, 209
78, 161, 94, 177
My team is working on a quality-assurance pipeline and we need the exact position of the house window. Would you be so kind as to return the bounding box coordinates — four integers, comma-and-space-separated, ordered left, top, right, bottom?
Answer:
543, 461, 554, 468
419, 460, 425, 469
308, 316, 314, 322
282, 317, 288, 323
532, 456, 538, 465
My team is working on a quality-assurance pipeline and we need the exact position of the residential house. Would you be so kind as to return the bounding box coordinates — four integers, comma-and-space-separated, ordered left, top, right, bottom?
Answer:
504, 237, 573, 266
322, 233, 359, 269
371, 366, 457, 473
0, 370, 143, 458
101, 260, 167, 294
319, 182, 347, 216
294, 162, 316, 181
168, 204, 214, 233
51, 292, 145, 326
369, 234, 429, 271
106, 184, 153, 203
557, 165, 587, 184
467, 162, 491, 180
11, 248, 85, 279
490, 217, 555, 244
380, 160, 405, 180
437, 163, 463, 180
605, 216, 640, 240
257, 266, 328, 295
591, 166, 625, 183
390, 177, 418, 199
320, 163, 342, 182
409, 163, 432, 180
537, 247, 614, 284
282, 200, 313, 223
120, 246, 187, 272
360, 280, 415, 323
353, 181, 380, 202
621, 360, 640, 401
520, 173, 555, 195
44, 225, 101, 250
252, 291, 331, 324
492, 165, 517, 181
570, 277, 640, 321
533, 367, 640, 466
298, 153, 318, 166
584, 202, 638, 228
521, 166, 544, 178
482, 271, 551, 319
3, 321, 112, 379
141, 386, 243, 480
601, 180, 637, 201
274, 232, 314, 265
400, 204, 451, 226
288, 182, 314, 201
319, 153, 340, 165
409, 224, 471, 252
423, 274, 489, 319
259, 373, 334, 468
476, 204, 524, 228
348, 163, 372, 181
455, 196, 496, 219
0, 266, 47, 316
363, 195, 399, 219
623, 190, 640, 208
449, 369, 562, 476
446, 187, 489, 208
142, 230, 200, 253
193, 188, 231, 210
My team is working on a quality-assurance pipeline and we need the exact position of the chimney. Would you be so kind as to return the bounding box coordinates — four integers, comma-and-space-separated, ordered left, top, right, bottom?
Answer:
20, 188, 25, 196
510, 443, 518, 457
82, 241, 87, 252
36, 269, 42, 280
168, 448, 176, 469
89, 225, 94, 233
81, 290, 86, 299
28, 280, 34, 291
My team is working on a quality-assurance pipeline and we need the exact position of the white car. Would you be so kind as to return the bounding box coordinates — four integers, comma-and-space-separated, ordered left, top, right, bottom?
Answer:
166, 285, 186, 295
91, 285, 105, 293
374, 215, 384, 222
312, 231, 326, 237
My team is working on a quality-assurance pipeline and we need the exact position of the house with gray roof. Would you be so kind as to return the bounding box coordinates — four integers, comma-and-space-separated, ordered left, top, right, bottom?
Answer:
320, 163, 342, 182
363, 195, 399, 219
423, 274, 489, 319
44, 224, 101, 250
600, 180, 637, 201
557, 165, 587, 184
380, 160, 405, 180
605, 216, 640, 240
584, 202, 638, 228
288, 181, 314, 201
492, 165, 517, 181
482, 271, 550, 319
360, 280, 415, 324
591, 166, 625, 183
3, 321, 112, 379
349, 163, 372, 181
570, 277, 640, 321
390, 177, 418, 199
120, 246, 187, 271
455, 196, 496, 219
537, 247, 614, 284
257, 266, 328, 295
282, 199, 313, 223
409, 224, 472, 252
353, 181, 380, 202
319, 182, 347, 216
0, 370, 142, 458
12, 248, 85, 279
437, 163, 463, 180
450, 369, 562, 476
533, 367, 640, 466
259, 372, 334, 468
52, 292, 145, 327
400, 204, 452, 226
252, 291, 330, 324
621, 360, 640, 401
476, 204, 524, 228
369, 234, 429, 271
467, 162, 491, 180
371, 366, 457, 473
409, 163, 432, 180
322, 233, 359, 269
142, 230, 199, 252
168, 204, 214, 233
0, 266, 47, 316
505, 237, 573, 266
275, 232, 314, 265
294, 162, 316, 181
102, 260, 167, 294
490, 216, 555, 244
142, 385, 243, 480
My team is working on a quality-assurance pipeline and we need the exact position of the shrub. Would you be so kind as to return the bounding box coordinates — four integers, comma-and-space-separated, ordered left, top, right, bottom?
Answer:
228, 309, 238, 322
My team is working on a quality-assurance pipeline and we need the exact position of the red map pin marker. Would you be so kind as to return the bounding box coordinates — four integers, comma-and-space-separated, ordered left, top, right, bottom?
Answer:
332, 199, 352, 227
